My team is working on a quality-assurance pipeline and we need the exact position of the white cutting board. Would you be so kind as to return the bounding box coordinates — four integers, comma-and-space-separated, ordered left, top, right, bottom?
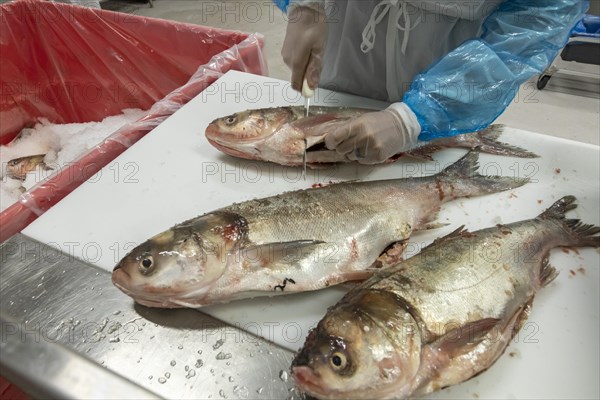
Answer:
23, 70, 599, 399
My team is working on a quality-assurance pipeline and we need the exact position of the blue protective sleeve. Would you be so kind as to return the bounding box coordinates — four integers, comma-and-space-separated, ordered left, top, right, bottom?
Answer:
403, 0, 589, 141
274, 0, 322, 13
273, 0, 290, 13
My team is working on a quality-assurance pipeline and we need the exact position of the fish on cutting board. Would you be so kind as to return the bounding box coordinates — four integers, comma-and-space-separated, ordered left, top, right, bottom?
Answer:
291, 196, 599, 400
112, 150, 528, 308
204, 106, 538, 167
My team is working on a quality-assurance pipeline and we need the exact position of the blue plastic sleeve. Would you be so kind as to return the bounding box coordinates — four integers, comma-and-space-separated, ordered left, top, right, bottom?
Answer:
403, 0, 589, 140
273, 0, 324, 13
273, 0, 290, 13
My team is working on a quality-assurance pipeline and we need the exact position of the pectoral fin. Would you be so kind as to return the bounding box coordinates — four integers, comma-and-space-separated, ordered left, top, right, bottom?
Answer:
431, 318, 501, 358
235, 240, 325, 271
413, 318, 502, 395
415, 302, 534, 396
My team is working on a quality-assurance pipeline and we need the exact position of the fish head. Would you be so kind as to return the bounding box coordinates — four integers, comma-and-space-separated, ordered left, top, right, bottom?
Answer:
112, 213, 243, 308
205, 107, 296, 160
292, 292, 422, 399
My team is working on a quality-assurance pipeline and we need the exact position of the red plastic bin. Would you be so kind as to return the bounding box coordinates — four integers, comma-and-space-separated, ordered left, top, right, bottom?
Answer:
0, 0, 268, 243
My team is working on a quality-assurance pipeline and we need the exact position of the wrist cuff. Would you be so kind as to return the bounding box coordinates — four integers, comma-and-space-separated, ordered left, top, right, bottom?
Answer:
386, 102, 421, 144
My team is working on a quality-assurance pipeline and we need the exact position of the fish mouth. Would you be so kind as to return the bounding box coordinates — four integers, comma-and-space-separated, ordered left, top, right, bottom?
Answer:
206, 137, 260, 160
292, 366, 329, 399
112, 270, 186, 309
205, 123, 264, 143
112, 279, 187, 309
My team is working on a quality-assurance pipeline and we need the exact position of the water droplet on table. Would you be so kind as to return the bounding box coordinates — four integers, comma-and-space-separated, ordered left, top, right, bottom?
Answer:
279, 370, 288, 382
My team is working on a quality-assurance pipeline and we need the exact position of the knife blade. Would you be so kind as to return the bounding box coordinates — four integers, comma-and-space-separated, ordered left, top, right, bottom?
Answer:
304, 96, 310, 117
301, 78, 313, 180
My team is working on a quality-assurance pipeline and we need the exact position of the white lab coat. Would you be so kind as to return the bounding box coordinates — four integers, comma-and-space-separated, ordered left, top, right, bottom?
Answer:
319, 0, 504, 102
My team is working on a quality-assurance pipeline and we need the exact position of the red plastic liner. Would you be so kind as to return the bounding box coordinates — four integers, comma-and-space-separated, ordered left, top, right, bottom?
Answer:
0, 0, 268, 242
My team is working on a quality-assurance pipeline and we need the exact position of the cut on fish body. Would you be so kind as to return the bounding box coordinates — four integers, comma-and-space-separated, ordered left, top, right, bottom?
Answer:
291, 196, 599, 399
112, 150, 529, 308
205, 106, 539, 168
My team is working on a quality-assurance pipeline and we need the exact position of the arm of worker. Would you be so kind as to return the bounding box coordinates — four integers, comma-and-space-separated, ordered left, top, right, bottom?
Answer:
404, 0, 589, 141
279, 0, 328, 92
327, 0, 588, 163
276, 0, 587, 163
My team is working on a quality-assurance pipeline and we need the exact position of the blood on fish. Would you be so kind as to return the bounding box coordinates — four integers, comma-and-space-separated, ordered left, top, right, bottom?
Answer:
350, 238, 359, 261
434, 179, 444, 201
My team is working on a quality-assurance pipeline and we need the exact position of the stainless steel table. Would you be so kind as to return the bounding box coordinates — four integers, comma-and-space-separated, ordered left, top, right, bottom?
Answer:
1, 234, 300, 399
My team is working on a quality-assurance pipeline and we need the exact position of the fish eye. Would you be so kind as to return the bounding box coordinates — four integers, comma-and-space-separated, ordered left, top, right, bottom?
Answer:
225, 116, 236, 125
329, 352, 347, 370
138, 255, 155, 275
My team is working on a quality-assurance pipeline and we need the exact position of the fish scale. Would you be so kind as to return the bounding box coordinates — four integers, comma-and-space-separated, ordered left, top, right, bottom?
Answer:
228, 182, 425, 263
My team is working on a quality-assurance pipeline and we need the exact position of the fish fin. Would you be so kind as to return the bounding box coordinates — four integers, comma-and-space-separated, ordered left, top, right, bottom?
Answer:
416, 304, 532, 396
475, 124, 540, 158
338, 281, 361, 290
390, 125, 538, 161
400, 145, 442, 161
509, 296, 535, 341
237, 240, 325, 270
440, 150, 482, 178
421, 222, 451, 230
169, 298, 205, 308
418, 225, 473, 253
337, 277, 368, 291
431, 318, 501, 358
305, 135, 326, 149
537, 195, 577, 219
292, 116, 351, 137
439, 150, 530, 197
539, 256, 559, 288
538, 196, 600, 248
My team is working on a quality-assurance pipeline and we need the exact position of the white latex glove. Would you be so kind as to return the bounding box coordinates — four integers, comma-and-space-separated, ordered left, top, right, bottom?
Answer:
324, 103, 421, 164
281, 2, 328, 92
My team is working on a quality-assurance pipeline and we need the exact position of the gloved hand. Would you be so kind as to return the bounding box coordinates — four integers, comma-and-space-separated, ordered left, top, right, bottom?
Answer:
281, 2, 328, 92
324, 103, 422, 164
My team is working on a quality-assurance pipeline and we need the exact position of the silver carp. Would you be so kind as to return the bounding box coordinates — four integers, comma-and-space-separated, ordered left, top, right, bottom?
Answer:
112, 151, 528, 308
205, 106, 538, 167
291, 196, 599, 399
6, 154, 52, 181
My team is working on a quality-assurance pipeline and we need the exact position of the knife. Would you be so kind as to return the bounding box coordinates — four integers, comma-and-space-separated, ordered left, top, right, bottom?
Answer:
301, 78, 314, 180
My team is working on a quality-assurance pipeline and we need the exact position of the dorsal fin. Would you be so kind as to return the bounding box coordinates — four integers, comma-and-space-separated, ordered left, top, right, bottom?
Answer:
420, 225, 472, 252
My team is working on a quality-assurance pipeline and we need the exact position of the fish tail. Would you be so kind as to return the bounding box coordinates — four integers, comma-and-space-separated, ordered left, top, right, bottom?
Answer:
474, 125, 540, 158
439, 150, 530, 199
401, 125, 539, 161
539, 196, 600, 248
